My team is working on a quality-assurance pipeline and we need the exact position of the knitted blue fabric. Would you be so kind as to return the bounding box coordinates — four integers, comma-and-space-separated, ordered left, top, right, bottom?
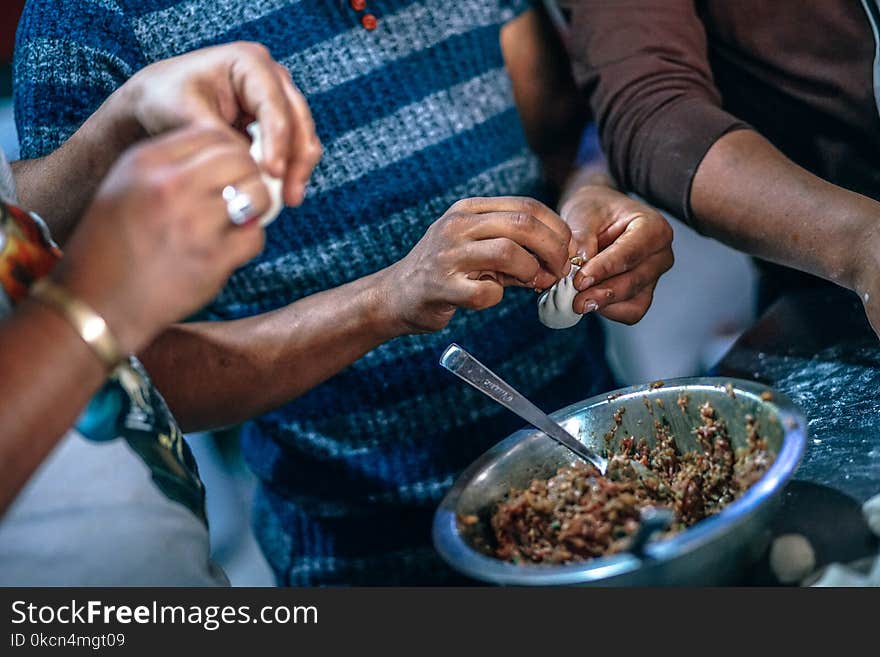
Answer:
14, 0, 615, 584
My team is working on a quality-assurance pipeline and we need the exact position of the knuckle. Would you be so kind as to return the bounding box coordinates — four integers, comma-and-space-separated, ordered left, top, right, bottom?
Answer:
625, 294, 655, 325
507, 211, 533, 231
557, 236, 571, 258
657, 216, 674, 242
558, 220, 573, 242
448, 198, 468, 213
176, 93, 206, 120
148, 170, 181, 203
263, 114, 289, 139
450, 197, 479, 213
521, 255, 541, 278
517, 197, 542, 215
444, 199, 465, 216
496, 238, 519, 262
435, 247, 455, 267
241, 41, 271, 60
629, 275, 645, 297
305, 138, 323, 162
439, 211, 468, 235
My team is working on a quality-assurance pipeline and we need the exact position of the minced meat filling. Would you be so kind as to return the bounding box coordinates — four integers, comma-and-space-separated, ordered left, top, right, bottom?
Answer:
490, 402, 774, 565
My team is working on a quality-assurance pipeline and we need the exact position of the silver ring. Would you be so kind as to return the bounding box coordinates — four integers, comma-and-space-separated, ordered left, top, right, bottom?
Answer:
222, 185, 255, 225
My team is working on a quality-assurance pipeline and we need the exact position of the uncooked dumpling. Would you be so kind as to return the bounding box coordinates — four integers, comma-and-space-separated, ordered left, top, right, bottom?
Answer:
538, 263, 582, 329
246, 122, 284, 226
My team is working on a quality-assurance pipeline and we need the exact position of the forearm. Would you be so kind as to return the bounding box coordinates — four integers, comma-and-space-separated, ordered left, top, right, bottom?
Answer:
139, 268, 401, 432
503, 6, 590, 193
0, 300, 106, 513
569, 0, 747, 220
691, 129, 873, 292
11, 89, 142, 244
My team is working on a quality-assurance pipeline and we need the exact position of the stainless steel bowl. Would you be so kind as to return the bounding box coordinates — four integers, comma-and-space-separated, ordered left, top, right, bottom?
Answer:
433, 377, 807, 586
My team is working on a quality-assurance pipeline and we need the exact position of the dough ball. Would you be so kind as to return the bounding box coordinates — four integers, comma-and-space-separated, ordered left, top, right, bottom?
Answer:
769, 534, 816, 584
862, 493, 880, 538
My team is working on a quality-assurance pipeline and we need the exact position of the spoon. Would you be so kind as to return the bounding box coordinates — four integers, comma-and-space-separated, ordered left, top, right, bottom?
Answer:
439, 343, 609, 474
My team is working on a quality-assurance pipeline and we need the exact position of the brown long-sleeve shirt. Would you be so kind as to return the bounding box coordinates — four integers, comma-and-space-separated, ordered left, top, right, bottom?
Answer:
565, 0, 880, 224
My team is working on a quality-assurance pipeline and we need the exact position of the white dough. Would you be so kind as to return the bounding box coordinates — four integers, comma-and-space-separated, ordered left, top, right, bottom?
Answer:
809, 555, 880, 587
862, 493, 880, 537
869, 553, 880, 584
810, 563, 869, 587
769, 534, 816, 584
537, 264, 582, 329
246, 122, 284, 226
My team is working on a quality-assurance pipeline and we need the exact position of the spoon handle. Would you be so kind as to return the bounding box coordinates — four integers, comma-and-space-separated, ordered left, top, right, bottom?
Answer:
439, 343, 608, 473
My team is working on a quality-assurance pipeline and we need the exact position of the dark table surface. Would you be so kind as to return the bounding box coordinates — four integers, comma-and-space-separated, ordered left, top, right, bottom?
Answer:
716, 288, 879, 574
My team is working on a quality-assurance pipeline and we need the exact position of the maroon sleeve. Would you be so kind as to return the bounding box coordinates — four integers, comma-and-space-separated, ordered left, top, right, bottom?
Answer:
565, 0, 750, 222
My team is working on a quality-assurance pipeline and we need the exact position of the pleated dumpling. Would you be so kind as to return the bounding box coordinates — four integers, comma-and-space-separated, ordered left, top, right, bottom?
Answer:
537, 261, 582, 329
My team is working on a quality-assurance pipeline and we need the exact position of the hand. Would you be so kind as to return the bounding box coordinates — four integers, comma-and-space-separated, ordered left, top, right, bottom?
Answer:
379, 197, 574, 334
107, 42, 321, 205
560, 184, 674, 324
51, 125, 269, 355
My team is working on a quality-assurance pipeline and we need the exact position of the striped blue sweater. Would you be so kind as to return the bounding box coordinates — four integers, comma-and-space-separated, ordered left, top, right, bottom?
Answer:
14, 0, 614, 584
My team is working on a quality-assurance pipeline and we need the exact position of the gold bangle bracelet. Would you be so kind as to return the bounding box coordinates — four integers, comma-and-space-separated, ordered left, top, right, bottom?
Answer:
30, 278, 126, 372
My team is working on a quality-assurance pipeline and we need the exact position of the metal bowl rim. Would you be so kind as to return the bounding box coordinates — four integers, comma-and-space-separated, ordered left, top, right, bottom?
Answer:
432, 376, 808, 586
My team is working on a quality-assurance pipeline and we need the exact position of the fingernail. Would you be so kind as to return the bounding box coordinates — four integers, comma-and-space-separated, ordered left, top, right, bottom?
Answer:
583, 300, 599, 313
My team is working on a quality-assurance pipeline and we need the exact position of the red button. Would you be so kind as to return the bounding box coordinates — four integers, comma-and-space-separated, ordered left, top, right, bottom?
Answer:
361, 13, 377, 30
350, 0, 366, 10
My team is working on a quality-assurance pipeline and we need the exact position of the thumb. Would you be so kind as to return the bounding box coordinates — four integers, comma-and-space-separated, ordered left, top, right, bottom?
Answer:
570, 228, 599, 261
